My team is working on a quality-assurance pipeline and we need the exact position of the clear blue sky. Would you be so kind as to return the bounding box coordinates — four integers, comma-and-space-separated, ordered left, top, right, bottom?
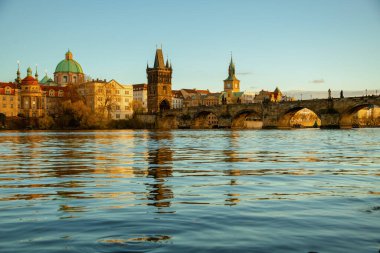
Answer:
0, 0, 379, 92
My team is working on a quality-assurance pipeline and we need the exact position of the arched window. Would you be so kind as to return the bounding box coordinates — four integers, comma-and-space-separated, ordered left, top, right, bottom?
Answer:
49, 89, 55, 97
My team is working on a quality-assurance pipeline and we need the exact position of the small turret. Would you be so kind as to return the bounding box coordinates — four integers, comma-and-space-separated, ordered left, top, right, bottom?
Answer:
65, 49, 73, 60
15, 61, 21, 84
27, 67, 32, 77
35, 65, 39, 81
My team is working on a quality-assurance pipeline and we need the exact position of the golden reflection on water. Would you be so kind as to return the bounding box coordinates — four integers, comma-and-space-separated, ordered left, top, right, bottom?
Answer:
0, 130, 379, 206
146, 131, 174, 209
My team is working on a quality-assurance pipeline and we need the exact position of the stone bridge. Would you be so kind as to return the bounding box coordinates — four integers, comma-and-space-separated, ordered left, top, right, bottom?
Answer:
157, 96, 380, 129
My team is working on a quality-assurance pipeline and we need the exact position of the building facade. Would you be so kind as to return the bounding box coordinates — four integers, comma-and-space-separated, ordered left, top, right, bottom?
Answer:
19, 67, 46, 118
0, 82, 19, 117
133, 83, 148, 112
172, 90, 184, 109
146, 48, 173, 113
76, 79, 133, 120
255, 87, 283, 103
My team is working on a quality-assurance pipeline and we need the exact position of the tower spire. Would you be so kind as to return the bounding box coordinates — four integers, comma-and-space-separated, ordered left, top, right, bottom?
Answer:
35, 64, 39, 81
15, 60, 21, 84
154, 48, 165, 68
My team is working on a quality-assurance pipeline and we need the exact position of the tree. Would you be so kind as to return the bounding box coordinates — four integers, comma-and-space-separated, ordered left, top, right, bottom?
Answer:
96, 82, 120, 120
132, 100, 144, 114
0, 113, 6, 126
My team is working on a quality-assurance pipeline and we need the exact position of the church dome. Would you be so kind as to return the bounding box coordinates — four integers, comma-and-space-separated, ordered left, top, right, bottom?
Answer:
54, 50, 84, 74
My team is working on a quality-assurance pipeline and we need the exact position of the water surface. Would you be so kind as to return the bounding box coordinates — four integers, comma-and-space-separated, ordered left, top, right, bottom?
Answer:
0, 129, 379, 252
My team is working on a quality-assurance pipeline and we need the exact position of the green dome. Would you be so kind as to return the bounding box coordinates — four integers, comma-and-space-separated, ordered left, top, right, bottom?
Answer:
54, 50, 84, 74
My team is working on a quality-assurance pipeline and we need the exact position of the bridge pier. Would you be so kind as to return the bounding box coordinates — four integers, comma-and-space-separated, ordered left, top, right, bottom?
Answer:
319, 112, 340, 129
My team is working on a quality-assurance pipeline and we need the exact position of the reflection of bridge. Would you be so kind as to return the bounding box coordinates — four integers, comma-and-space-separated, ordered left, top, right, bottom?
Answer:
158, 96, 380, 129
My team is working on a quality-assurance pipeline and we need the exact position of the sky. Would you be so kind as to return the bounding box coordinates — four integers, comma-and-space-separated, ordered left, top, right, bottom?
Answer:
0, 0, 379, 93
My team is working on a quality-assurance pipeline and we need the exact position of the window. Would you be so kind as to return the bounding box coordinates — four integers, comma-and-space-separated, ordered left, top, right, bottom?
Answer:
3, 104, 6, 108
116, 90, 120, 94
49, 90, 55, 96
63, 76, 68, 83
116, 114, 120, 119
125, 91, 129, 95
73, 76, 77, 83
125, 98, 129, 102
125, 106, 128, 110
10, 104, 13, 108
10, 97, 13, 101
163, 86, 167, 94
116, 105, 120, 110
2, 97, 5, 101
58, 90, 64, 97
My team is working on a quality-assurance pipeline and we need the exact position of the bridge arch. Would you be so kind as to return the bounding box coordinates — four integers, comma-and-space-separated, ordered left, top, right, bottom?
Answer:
340, 102, 380, 128
231, 109, 263, 129
159, 99, 170, 112
278, 106, 321, 129
192, 111, 219, 129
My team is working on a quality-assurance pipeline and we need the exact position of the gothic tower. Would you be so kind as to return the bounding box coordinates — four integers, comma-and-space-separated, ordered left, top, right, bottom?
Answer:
146, 48, 173, 113
224, 56, 240, 93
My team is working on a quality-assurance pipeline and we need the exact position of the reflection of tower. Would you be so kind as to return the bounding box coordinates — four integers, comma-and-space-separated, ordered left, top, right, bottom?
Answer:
146, 48, 173, 113
147, 131, 174, 209
223, 131, 241, 206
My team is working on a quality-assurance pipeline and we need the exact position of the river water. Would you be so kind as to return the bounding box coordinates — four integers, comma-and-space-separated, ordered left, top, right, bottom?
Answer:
0, 129, 379, 253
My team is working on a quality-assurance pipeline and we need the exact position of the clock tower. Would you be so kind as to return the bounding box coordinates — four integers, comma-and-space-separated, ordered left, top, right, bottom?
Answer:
223, 56, 240, 93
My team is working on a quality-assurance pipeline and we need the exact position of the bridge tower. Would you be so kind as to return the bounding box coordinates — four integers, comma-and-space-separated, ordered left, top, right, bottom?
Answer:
146, 48, 173, 113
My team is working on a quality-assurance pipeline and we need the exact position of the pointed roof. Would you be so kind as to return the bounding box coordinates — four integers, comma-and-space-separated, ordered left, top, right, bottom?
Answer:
154, 49, 165, 68
225, 55, 239, 81
40, 74, 50, 84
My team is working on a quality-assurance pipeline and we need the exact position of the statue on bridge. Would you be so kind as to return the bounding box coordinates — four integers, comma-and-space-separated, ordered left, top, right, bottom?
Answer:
328, 89, 332, 99
340, 90, 344, 98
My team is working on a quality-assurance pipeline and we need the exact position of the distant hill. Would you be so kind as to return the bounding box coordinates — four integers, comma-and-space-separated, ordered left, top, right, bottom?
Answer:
283, 90, 378, 100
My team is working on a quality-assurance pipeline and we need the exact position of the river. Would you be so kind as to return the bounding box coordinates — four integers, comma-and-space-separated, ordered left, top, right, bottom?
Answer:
0, 129, 379, 253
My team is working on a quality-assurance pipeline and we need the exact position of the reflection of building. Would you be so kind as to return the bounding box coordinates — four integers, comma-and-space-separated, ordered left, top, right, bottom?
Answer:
54, 50, 85, 85
147, 48, 173, 113
132, 83, 148, 112
76, 79, 133, 119
147, 132, 173, 209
